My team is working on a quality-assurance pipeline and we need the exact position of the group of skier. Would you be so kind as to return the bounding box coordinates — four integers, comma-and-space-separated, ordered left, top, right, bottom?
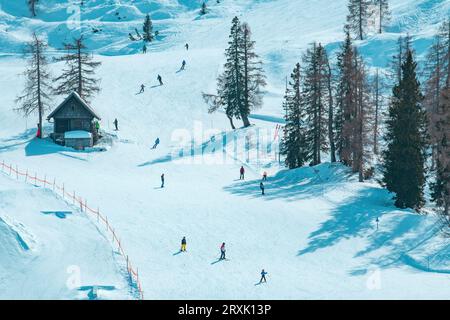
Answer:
137, 43, 189, 93
178, 237, 268, 284
240, 166, 268, 195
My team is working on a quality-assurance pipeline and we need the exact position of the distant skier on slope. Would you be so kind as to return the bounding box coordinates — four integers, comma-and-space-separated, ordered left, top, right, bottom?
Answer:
259, 269, 267, 284
157, 74, 163, 86
152, 137, 160, 149
181, 236, 187, 252
161, 173, 165, 188
143, 44, 147, 54
220, 242, 226, 260
262, 171, 267, 181
180, 60, 186, 70
185, 43, 189, 51
260, 182, 265, 195
240, 166, 245, 180
139, 84, 145, 94
113, 118, 119, 131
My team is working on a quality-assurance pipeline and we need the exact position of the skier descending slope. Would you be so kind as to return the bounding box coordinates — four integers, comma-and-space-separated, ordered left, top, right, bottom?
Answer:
113, 118, 119, 131
157, 74, 163, 86
240, 166, 245, 180
260, 182, 265, 195
139, 84, 145, 94
220, 242, 226, 260
161, 173, 165, 188
185, 43, 189, 50
259, 269, 268, 284
180, 60, 186, 70
152, 137, 160, 149
262, 171, 267, 181
181, 236, 187, 252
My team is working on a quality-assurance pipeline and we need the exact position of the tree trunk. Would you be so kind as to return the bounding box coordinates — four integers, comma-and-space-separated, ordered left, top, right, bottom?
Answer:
227, 115, 236, 130
36, 35, 42, 139
77, 40, 83, 97
327, 62, 336, 162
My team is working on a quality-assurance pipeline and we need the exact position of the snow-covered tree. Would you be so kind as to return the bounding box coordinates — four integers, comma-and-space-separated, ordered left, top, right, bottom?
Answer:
15, 33, 52, 139
53, 36, 101, 103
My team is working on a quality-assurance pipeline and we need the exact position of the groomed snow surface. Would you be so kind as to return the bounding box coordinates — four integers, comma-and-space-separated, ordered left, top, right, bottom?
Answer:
0, 0, 449, 299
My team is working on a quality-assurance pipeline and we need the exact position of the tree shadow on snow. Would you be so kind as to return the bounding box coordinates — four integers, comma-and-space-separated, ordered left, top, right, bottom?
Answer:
296, 181, 450, 275
223, 163, 352, 202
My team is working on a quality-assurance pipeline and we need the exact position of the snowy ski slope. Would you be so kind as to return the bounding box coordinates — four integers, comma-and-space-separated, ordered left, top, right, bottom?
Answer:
0, 0, 449, 299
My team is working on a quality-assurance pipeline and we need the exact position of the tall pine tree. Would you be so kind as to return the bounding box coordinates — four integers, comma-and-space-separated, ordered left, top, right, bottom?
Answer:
427, 19, 450, 219
205, 17, 265, 128
281, 63, 308, 169
383, 50, 428, 209
373, 0, 391, 34
53, 36, 101, 103
15, 33, 52, 139
143, 14, 154, 42
346, 0, 371, 40
302, 43, 330, 165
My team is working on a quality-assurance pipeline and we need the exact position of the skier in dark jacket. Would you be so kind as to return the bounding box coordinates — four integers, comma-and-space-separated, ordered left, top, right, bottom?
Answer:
220, 242, 226, 260
161, 173, 165, 188
181, 60, 186, 70
260, 182, 265, 195
152, 137, 160, 149
239, 166, 245, 180
113, 118, 119, 131
185, 43, 189, 51
181, 236, 187, 252
157, 74, 163, 86
259, 269, 267, 283
139, 84, 145, 93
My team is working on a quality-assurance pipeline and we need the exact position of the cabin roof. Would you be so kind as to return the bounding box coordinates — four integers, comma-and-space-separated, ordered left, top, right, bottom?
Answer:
47, 92, 101, 120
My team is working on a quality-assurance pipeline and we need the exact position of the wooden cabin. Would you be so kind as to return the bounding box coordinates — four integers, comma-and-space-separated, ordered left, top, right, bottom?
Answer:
47, 92, 101, 150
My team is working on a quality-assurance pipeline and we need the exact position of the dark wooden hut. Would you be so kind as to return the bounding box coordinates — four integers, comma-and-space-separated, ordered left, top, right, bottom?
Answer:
47, 92, 101, 149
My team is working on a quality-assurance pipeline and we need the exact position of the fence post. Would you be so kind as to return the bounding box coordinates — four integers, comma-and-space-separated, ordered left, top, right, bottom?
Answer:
97, 208, 100, 222
62, 183, 65, 199
44, 175, 47, 188
16, 165, 18, 180
34, 173, 37, 186
25, 170, 28, 183
9, 164, 12, 175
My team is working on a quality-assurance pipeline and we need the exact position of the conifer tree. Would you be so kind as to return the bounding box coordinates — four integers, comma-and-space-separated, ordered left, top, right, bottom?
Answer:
426, 19, 450, 219
346, 0, 371, 40
15, 33, 52, 139
28, 0, 39, 17
143, 14, 154, 42
336, 30, 357, 166
205, 17, 265, 128
373, 0, 391, 34
281, 63, 308, 169
302, 43, 330, 165
53, 36, 101, 103
383, 50, 428, 209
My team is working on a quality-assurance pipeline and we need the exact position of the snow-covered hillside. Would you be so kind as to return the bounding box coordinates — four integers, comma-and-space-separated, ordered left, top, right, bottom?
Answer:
0, 0, 449, 299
